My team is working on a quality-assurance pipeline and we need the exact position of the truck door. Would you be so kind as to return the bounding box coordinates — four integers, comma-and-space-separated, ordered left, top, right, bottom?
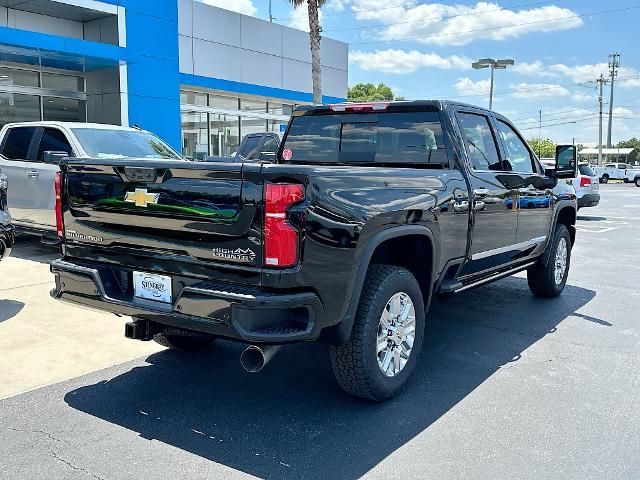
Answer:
455, 111, 518, 273
28, 127, 74, 228
494, 119, 552, 247
0, 126, 38, 225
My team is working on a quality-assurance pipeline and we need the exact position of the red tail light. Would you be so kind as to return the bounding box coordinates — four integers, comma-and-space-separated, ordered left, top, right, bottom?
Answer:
580, 177, 592, 187
264, 182, 304, 268
55, 171, 64, 237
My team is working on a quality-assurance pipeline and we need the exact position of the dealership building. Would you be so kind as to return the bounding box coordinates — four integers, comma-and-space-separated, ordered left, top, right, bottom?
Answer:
0, 0, 348, 157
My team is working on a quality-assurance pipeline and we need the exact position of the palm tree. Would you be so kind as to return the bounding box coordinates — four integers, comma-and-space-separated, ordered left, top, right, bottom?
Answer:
287, 0, 324, 104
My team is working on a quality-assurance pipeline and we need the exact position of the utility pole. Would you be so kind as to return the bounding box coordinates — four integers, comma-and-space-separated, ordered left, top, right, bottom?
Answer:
269, 0, 273, 22
597, 74, 609, 166
607, 52, 621, 148
538, 110, 542, 157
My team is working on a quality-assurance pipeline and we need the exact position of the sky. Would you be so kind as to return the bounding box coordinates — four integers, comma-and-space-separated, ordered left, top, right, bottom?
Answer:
202, 0, 640, 145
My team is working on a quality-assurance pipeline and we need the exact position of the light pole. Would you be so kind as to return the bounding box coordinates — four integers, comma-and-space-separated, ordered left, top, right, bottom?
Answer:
472, 58, 515, 110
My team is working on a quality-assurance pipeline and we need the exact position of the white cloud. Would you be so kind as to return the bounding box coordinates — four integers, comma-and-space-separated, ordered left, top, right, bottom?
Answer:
350, 49, 471, 74
515, 61, 640, 89
200, 0, 256, 16
455, 77, 491, 96
350, 1, 583, 46
571, 92, 595, 102
509, 82, 570, 99
287, 3, 326, 32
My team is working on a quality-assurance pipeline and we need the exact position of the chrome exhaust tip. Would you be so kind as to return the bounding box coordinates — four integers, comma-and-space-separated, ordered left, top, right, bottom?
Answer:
240, 345, 281, 373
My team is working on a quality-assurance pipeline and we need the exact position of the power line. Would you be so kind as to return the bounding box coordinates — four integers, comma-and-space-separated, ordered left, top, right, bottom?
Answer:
324, 0, 552, 32
350, 4, 640, 45
519, 115, 598, 130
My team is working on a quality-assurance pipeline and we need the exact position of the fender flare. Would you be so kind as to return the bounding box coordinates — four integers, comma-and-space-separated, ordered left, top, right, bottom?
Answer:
320, 225, 437, 345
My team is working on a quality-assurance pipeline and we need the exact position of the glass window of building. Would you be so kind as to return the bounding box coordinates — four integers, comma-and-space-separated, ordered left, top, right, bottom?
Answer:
41, 72, 84, 92
268, 119, 287, 134
180, 90, 208, 106
241, 117, 267, 137
241, 99, 267, 113
210, 94, 238, 111
0, 93, 40, 127
43, 97, 86, 122
210, 113, 239, 157
0, 67, 39, 88
181, 111, 209, 160
268, 103, 293, 116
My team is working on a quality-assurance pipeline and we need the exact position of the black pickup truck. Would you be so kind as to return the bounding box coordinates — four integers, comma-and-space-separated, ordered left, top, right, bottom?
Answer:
51, 101, 578, 401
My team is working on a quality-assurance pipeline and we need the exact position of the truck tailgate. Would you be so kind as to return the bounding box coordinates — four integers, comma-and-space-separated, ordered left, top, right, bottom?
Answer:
61, 159, 264, 284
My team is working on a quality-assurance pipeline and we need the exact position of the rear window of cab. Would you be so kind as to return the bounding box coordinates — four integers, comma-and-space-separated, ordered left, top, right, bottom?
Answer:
282, 110, 449, 166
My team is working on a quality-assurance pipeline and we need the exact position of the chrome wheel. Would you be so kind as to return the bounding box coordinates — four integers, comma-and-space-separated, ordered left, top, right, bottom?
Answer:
554, 237, 568, 285
376, 292, 416, 377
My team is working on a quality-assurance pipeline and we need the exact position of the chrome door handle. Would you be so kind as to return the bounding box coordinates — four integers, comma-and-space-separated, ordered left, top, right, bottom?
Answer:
27, 170, 39, 178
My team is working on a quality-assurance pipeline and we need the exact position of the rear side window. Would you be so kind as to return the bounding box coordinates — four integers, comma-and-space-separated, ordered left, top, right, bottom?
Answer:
282, 111, 448, 165
456, 112, 502, 171
1, 127, 36, 160
578, 164, 596, 176
240, 136, 262, 159
36, 128, 73, 161
261, 136, 278, 153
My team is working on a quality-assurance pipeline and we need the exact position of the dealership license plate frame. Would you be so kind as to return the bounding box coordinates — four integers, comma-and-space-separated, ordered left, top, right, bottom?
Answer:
133, 271, 173, 304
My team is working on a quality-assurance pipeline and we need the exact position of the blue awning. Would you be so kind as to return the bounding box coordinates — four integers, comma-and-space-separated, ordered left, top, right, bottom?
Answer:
0, 26, 139, 72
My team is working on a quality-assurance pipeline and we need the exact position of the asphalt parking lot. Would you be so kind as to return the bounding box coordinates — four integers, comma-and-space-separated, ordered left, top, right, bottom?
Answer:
1, 182, 639, 480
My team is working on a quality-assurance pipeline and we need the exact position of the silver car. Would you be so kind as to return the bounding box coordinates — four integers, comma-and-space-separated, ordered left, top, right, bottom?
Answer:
0, 122, 182, 240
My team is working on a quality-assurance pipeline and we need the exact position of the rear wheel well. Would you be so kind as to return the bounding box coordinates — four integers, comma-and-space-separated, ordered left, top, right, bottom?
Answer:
556, 206, 576, 245
369, 234, 433, 303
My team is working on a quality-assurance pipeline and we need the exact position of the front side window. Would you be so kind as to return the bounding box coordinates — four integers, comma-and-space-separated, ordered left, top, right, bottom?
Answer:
496, 120, 534, 173
36, 128, 73, 161
1, 127, 36, 160
457, 112, 501, 171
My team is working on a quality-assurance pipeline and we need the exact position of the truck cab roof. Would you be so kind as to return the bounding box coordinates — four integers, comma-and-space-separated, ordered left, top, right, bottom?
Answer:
295, 100, 495, 115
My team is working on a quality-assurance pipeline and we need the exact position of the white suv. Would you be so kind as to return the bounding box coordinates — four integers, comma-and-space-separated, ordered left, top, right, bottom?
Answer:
573, 163, 600, 209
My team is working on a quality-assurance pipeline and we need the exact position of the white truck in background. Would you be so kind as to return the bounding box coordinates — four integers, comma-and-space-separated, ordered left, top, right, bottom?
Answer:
593, 162, 640, 185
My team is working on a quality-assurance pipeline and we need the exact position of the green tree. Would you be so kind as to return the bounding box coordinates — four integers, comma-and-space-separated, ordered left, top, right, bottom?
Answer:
347, 83, 395, 102
287, 0, 325, 104
616, 138, 640, 163
527, 138, 556, 158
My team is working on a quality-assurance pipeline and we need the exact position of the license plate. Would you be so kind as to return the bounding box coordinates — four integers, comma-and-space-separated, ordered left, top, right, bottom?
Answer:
133, 271, 172, 303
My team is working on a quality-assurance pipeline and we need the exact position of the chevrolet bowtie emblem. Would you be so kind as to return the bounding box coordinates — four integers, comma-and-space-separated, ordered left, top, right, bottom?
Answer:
124, 188, 160, 207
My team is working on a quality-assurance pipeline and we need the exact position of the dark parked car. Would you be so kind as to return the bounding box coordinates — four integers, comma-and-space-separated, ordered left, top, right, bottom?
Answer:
204, 132, 280, 163
0, 170, 14, 260
51, 100, 578, 401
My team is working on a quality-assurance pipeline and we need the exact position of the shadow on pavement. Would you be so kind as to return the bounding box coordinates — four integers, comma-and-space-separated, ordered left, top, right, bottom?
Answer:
9, 235, 59, 264
0, 299, 24, 322
64, 277, 599, 479
576, 216, 607, 222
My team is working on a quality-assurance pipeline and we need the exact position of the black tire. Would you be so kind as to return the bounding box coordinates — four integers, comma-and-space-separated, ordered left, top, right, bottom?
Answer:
635, 177, 640, 187
153, 331, 216, 351
601, 174, 609, 184
329, 265, 426, 401
527, 224, 572, 298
